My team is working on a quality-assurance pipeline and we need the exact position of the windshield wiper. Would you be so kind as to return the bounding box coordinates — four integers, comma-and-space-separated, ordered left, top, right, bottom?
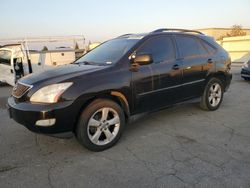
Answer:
74, 61, 108, 66
74, 61, 97, 65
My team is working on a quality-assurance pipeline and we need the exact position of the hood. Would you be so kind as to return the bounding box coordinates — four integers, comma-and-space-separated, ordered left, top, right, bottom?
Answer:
20, 64, 106, 85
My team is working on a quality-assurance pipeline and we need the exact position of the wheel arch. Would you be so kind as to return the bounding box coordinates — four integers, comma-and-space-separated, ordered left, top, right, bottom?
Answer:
205, 72, 227, 91
73, 91, 130, 132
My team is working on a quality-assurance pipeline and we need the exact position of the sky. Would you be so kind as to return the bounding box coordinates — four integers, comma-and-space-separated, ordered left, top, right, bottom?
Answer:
1, 0, 250, 42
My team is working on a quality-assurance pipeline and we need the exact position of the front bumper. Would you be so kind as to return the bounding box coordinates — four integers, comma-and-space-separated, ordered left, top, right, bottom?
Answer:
7, 96, 80, 135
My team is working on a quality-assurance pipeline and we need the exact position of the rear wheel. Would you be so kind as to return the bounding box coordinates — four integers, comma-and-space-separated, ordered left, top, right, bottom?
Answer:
200, 78, 224, 111
76, 99, 125, 152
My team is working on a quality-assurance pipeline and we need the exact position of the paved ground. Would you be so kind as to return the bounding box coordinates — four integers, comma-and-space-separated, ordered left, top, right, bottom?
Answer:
0, 66, 250, 188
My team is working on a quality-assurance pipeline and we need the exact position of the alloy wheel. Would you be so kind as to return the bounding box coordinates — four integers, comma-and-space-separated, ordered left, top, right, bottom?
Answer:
87, 107, 120, 146
208, 83, 222, 107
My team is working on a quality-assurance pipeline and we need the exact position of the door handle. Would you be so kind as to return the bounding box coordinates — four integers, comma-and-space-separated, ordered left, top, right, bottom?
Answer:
207, 58, 213, 64
172, 64, 180, 70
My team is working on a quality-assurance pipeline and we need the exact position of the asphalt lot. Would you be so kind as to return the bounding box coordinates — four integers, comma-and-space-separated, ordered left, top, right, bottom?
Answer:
0, 66, 250, 188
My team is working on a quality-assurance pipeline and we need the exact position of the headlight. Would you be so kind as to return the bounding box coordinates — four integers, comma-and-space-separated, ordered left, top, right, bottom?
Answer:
30, 82, 73, 103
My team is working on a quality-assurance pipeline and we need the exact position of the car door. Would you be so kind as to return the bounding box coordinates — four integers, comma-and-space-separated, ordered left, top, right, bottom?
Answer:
175, 35, 213, 99
149, 36, 183, 107
131, 36, 182, 113
0, 49, 15, 86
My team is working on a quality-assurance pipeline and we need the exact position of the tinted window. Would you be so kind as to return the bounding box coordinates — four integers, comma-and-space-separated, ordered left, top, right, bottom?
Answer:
176, 36, 206, 58
200, 40, 216, 54
0, 50, 11, 65
197, 41, 209, 56
137, 36, 175, 63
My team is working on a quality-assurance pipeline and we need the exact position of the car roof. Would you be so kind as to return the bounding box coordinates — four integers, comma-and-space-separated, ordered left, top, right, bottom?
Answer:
117, 28, 211, 40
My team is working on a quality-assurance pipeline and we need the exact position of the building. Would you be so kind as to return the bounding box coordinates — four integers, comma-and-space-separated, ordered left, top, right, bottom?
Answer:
217, 35, 250, 63
197, 28, 250, 40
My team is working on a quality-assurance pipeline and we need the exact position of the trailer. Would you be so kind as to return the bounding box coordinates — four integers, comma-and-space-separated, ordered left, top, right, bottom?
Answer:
0, 36, 85, 86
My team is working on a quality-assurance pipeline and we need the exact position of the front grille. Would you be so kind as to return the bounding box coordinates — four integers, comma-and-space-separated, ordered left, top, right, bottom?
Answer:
12, 82, 32, 98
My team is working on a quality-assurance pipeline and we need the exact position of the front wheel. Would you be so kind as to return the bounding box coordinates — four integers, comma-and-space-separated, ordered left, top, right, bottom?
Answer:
200, 78, 224, 111
0, 81, 8, 87
76, 99, 125, 152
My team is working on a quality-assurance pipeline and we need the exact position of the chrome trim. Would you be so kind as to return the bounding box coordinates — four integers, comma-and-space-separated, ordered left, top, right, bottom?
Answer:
138, 79, 205, 97
182, 79, 206, 86
18, 81, 33, 88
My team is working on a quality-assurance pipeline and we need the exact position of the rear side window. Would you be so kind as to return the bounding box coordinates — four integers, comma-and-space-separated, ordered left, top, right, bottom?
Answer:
137, 36, 175, 63
176, 36, 207, 58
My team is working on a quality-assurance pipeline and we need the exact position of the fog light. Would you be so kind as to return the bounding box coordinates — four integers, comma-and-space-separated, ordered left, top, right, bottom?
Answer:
35, 119, 56, 127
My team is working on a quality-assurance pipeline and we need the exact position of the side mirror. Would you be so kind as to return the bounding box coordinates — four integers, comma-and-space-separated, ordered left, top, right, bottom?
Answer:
133, 54, 153, 65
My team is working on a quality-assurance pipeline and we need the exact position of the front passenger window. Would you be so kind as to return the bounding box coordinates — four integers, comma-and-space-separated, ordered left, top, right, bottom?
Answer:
136, 36, 175, 63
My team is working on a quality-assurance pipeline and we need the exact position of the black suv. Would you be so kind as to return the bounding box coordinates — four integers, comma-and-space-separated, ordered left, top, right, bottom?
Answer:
7, 29, 232, 151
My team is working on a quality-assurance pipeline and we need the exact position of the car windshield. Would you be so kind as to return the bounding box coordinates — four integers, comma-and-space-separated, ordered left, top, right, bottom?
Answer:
75, 38, 139, 65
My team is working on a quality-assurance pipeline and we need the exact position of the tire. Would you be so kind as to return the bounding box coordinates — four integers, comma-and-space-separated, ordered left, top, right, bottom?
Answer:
76, 99, 125, 152
200, 78, 224, 111
0, 81, 7, 87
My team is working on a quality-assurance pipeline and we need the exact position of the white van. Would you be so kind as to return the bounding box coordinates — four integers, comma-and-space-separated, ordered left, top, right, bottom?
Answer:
0, 36, 85, 86
0, 44, 25, 86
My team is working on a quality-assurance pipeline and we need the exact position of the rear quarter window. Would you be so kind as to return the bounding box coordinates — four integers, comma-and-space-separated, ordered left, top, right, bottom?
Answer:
200, 40, 217, 55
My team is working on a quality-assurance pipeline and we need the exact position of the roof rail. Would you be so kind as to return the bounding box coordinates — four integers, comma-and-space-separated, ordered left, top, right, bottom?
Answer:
117, 34, 133, 38
152, 28, 204, 35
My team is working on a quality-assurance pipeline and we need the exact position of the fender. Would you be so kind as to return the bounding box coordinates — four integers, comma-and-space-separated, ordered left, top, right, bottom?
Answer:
111, 91, 130, 116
